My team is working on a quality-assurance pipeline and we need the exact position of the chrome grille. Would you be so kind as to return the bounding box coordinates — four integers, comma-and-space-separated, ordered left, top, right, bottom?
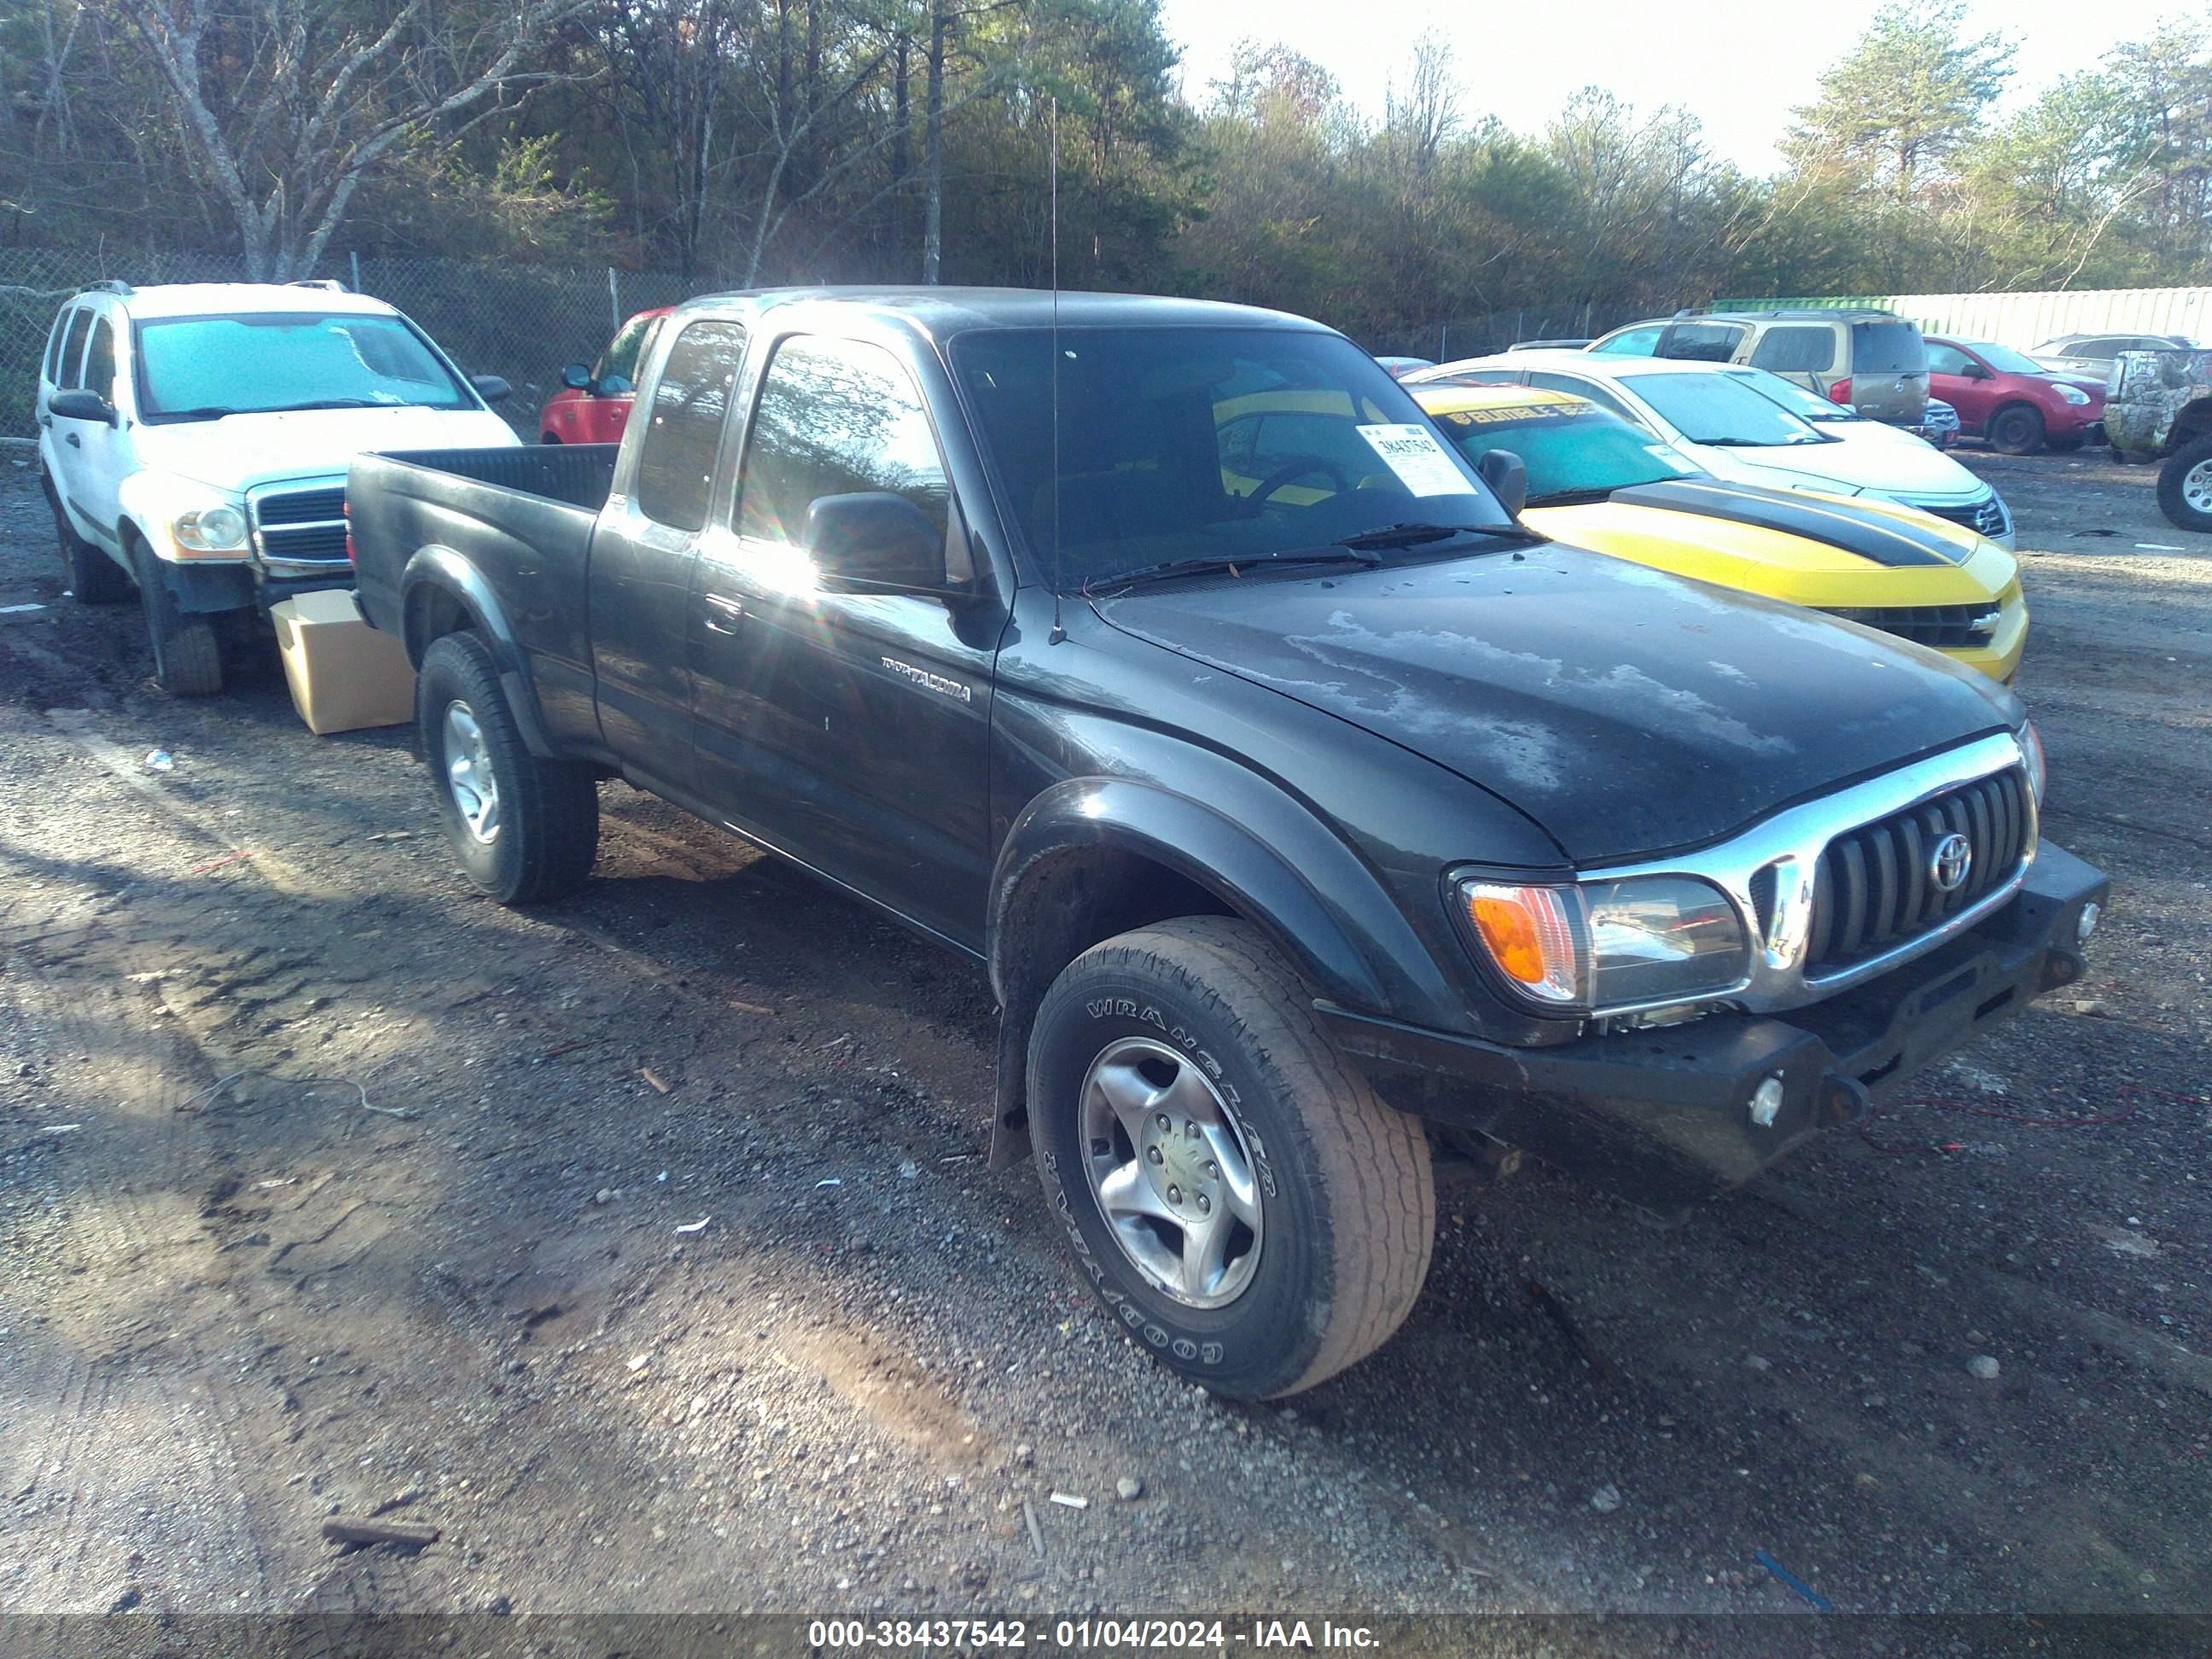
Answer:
1805, 767, 2032, 975
248, 481, 348, 571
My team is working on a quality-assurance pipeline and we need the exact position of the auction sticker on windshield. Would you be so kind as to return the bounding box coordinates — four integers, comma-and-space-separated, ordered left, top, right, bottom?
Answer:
1358, 424, 1469, 496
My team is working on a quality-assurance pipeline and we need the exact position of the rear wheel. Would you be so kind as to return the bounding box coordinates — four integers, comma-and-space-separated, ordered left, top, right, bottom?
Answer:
2156, 434, 2212, 534
47, 480, 131, 604
1988, 404, 2046, 456
417, 632, 599, 905
131, 539, 222, 697
1028, 916, 1435, 1398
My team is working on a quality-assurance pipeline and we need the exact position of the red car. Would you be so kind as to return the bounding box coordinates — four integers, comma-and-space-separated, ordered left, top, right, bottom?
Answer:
538, 306, 672, 444
1924, 335, 2105, 455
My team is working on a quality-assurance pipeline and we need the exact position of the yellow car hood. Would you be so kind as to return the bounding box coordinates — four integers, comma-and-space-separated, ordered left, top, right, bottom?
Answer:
1525, 480, 2016, 609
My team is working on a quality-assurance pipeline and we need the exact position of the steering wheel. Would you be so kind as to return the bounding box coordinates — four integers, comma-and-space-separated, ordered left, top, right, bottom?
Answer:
1244, 454, 1353, 512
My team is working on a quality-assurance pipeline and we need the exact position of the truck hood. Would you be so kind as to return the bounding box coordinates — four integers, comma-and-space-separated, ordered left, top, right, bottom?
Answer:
1090, 545, 2017, 864
133, 406, 520, 493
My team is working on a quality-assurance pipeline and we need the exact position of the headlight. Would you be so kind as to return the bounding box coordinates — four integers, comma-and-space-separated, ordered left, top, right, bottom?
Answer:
173, 503, 248, 553
2058, 384, 2090, 405
1456, 874, 1750, 1015
2020, 720, 2046, 806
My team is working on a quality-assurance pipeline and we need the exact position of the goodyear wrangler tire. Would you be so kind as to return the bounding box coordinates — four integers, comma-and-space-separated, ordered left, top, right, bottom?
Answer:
1028, 917, 1435, 1398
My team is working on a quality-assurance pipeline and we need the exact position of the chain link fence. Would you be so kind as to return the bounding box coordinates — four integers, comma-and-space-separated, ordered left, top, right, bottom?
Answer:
0, 247, 701, 437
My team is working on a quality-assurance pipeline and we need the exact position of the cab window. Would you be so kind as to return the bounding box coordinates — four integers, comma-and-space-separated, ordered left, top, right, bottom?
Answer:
1657, 323, 1745, 363
1749, 326, 1836, 374
738, 335, 950, 550
635, 318, 748, 533
596, 313, 658, 393
84, 316, 118, 399
56, 308, 95, 391
1592, 325, 1662, 356
44, 307, 80, 384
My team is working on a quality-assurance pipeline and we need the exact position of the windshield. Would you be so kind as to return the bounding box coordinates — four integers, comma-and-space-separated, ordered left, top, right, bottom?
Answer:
1428, 399, 1697, 502
1848, 320, 1926, 374
134, 312, 472, 421
1621, 371, 1827, 446
952, 327, 1511, 585
1725, 366, 1861, 423
1965, 341, 2046, 376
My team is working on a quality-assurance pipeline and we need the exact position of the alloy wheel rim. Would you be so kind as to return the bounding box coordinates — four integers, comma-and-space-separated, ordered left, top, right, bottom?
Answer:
2185, 458, 2212, 515
1079, 1037, 1264, 1309
442, 701, 501, 843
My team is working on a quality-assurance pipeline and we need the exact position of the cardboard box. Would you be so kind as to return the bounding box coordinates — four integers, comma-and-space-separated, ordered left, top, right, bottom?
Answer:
271, 588, 416, 736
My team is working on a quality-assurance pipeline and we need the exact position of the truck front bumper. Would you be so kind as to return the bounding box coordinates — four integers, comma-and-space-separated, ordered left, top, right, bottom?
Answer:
1319, 843, 2110, 1212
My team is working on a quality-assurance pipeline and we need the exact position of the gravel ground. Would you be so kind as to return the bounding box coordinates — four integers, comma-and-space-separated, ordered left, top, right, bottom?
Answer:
0, 443, 2206, 1645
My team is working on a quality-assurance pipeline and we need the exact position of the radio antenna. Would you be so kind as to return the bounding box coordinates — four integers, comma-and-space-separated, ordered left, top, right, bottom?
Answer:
1048, 93, 1066, 645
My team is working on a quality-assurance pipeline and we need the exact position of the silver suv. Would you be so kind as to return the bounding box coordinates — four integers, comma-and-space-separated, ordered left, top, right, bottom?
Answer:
1590, 309, 1930, 428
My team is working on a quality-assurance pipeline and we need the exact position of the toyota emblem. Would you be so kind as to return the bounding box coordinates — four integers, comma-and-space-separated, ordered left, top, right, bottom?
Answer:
1929, 832, 1973, 893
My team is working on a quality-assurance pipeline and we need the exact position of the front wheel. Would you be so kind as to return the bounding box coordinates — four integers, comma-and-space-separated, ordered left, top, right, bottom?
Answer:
49, 483, 132, 603
416, 632, 599, 905
1029, 917, 1435, 1398
2156, 435, 2212, 534
132, 541, 222, 696
1988, 404, 2046, 456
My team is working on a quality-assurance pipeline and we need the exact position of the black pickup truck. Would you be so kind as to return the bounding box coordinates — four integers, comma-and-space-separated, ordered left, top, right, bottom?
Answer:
348, 288, 2108, 1399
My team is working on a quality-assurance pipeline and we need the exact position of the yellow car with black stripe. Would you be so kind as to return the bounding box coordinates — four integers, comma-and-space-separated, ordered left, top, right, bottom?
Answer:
1408, 382, 2027, 681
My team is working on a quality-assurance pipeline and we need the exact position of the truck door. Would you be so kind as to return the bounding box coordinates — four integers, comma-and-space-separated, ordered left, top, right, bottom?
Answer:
689, 331, 996, 950
70, 311, 135, 556
586, 317, 748, 795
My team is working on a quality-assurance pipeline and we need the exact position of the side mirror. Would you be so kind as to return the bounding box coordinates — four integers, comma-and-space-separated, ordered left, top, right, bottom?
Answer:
48, 388, 116, 426
470, 374, 513, 405
1476, 448, 1527, 517
803, 492, 946, 590
561, 363, 594, 392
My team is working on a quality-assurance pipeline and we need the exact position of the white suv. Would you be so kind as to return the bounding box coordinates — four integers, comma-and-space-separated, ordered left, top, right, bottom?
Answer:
37, 280, 519, 695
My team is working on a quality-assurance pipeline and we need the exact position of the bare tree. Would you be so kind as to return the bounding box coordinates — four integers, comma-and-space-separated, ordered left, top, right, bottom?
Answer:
114, 0, 591, 279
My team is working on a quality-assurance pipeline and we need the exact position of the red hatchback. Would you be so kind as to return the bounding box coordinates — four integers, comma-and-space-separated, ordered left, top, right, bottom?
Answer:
538, 306, 672, 445
1924, 335, 2105, 455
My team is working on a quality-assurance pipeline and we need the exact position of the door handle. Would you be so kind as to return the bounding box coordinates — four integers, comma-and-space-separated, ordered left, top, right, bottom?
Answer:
38, 413, 52, 429
64, 432, 81, 448
701, 592, 743, 635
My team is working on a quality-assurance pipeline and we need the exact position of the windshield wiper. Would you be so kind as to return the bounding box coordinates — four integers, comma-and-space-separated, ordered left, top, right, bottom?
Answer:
274, 398, 381, 411
1527, 487, 1622, 507
1097, 547, 1383, 590
1336, 521, 1537, 550
155, 405, 243, 421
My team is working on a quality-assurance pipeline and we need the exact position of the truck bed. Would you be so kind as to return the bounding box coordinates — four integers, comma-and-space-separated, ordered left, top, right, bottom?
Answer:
347, 443, 619, 748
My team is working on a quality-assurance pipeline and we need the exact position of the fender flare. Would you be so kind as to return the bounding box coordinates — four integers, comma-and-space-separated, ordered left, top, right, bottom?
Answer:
400, 546, 558, 757
987, 776, 1401, 1015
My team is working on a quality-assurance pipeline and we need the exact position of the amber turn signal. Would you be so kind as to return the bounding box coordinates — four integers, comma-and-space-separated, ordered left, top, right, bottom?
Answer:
1460, 882, 1581, 1004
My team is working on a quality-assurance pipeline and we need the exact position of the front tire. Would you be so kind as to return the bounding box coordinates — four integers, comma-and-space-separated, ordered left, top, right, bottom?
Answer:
2157, 435, 2212, 534
1028, 917, 1435, 1398
1988, 404, 2046, 456
131, 539, 222, 696
48, 482, 131, 604
417, 632, 599, 905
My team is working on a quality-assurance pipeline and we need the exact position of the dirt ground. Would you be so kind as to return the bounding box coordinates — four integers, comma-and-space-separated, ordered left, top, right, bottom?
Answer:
0, 440, 2207, 1644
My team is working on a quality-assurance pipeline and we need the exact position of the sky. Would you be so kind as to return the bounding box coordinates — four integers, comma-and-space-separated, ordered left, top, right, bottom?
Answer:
1155, 0, 2180, 174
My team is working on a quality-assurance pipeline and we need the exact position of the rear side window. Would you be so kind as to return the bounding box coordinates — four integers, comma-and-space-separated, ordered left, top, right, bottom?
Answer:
84, 316, 117, 397
44, 307, 79, 383
1849, 322, 1926, 374
738, 335, 950, 548
1749, 326, 1836, 374
56, 308, 95, 390
635, 318, 748, 532
1657, 323, 1744, 363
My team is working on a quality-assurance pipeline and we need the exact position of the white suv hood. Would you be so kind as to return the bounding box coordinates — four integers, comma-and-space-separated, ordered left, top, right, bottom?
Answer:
135, 405, 520, 493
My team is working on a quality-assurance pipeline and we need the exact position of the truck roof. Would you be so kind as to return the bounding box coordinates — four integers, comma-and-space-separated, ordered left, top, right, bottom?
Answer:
672, 286, 1327, 338
84, 282, 401, 320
